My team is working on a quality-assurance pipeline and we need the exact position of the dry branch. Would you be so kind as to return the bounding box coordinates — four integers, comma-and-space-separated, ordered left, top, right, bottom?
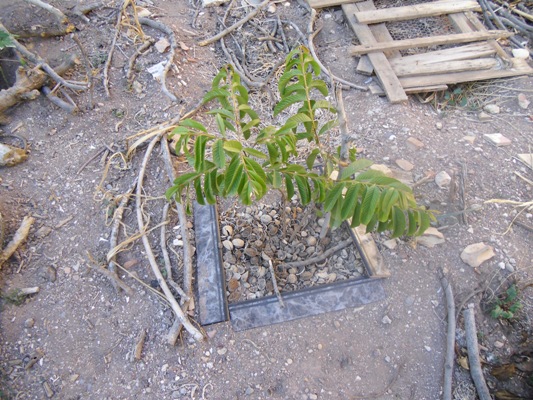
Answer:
25, 0, 68, 22
268, 259, 285, 307
0, 55, 77, 117
464, 304, 491, 400
87, 261, 134, 295
42, 86, 78, 113
198, 0, 270, 46
103, 0, 125, 97
440, 275, 456, 400
135, 135, 203, 342
138, 18, 178, 102
127, 38, 155, 81
0, 216, 34, 269
280, 238, 352, 269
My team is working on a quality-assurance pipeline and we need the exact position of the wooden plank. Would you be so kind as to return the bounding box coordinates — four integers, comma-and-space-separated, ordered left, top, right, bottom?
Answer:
397, 58, 533, 88
349, 30, 513, 55
356, 56, 374, 75
369, 82, 448, 95
450, 11, 512, 63
389, 43, 496, 68
354, 0, 481, 24
307, 0, 363, 8
393, 58, 499, 77
343, 2, 407, 103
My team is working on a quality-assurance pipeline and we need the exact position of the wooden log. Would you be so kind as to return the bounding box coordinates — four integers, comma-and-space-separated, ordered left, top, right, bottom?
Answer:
354, 0, 481, 24
349, 30, 513, 55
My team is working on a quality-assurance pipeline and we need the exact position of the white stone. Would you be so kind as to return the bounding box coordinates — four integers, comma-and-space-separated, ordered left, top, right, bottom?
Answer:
518, 93, 530, 110
461, 242, 495, 267
155, 37, 170, 53
483, 104, 500, 114
484, 133, 512, 147
232, 238, 245, 248
416, 227, 445, 248
383, 239, 397, 250
382, 315, 392, 324
395, 159, 414, 171
435, 171, 451, 188
222, 240, 233, 251
512, 48, 530, 59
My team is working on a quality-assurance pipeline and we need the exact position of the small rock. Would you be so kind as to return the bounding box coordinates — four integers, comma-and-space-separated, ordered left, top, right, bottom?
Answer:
395, 159, 414, 171
244, 248, 258, 258
260, 214, 272, 224
407, 137, 425, 149
232, 238, 245, 248
385, 356, 391, 363
222, 225, 233, 236
267, 3, 276, 12
382, 315, 392, 324
307, 236, 317, 246
494, 341, 504, 349
287, 273, 298, 284
517, 93, 530, 110
484, 133, 512, 147
155, 37, 170, 53
35, 226, 52, 239
498, 261, 506, 270
463, 135, 476, 144
228, 278, 240, 292
383, 239, 397, 250
435, 122, 443, 130
370, 164, 392, 176
46, 265, 57, 282
435, 171, 451, 188
483, 104, 500, 114
388, 134, 396, 141
131, 80, 143, 94
512, 48, 530, 59
202, 0, 230, 7
478, 111, 491, 121
217, 347, 227, 355
334, 320, 341, 329
424, 346, 431, 352
460, 242, 495, 268
309, 394, 318, 400
24, 318, 35, 328
416, 227, 445, 248
179, 41, 190, 51
222, 240, 233, 251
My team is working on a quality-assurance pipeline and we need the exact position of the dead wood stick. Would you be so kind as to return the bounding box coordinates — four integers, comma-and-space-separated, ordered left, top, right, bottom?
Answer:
107, 178, 137, 292
24, 0, 68, 23
198, 0, 270, 46
68, 2, 103, 22
463, 304, 491, 400
277, 15, 289, 53
103, 0, 126, 97
280, 238, 352, 269
160, 202, 189, 301
440, 275, 456, 400
42, 86, 78, 113
135, 135, 204, 342
0, 24, 86, 91
127, 38, 155, 81
133, 329, 146, 360
268, 259, 285, 307
0, 55, 77, 116
0, 216, 34, 269
138, 18, 178, 102
87, 261, 134, 295
71, 33, 94, 109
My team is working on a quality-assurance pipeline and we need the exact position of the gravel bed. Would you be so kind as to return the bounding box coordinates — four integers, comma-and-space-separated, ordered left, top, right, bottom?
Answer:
219, 200, 366, 303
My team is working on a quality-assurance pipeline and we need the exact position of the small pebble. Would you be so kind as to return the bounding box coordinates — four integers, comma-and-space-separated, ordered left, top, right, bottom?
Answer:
287, 358, 293, 365
232, 238, 245, 248
424, 346, 431, 352
385, 356, 391, 363
382, 315, 392, 325
24, 318, 35, 328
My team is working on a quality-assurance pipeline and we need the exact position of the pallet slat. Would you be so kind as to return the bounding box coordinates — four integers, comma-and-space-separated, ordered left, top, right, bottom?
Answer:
343, 2, 407, 103
393, 58, 499, 77
349, 30, 512, 55
307, 0, 363, 8
354, 0, 481, 24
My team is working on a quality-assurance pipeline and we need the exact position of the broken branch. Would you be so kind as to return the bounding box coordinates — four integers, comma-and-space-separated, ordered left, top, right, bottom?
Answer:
279, 238, 352, 269
440, 275, 456, 400
464, 304, 491, 400
0, 216, 35, 269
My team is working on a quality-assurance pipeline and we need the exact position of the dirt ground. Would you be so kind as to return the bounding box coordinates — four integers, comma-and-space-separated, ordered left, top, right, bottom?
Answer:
0, 0, 532, 399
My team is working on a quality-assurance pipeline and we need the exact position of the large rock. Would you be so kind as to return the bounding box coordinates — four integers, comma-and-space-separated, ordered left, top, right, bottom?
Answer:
416, 227, 445, 248
460, 242, 495, 267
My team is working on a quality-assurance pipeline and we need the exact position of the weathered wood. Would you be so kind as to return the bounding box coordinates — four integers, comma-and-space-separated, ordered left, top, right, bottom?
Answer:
351, 225, 390, 278
307, 0, 363, 8
343, 2, 407, 103
397, 58, 533, 88
356, 55, 374, 75
354, 0, 481, 24
389, 43, 496, 68
369, 82, 448, 95
393, 58, 499, 77
349, 30, 513, 55
450, 11, 512, 63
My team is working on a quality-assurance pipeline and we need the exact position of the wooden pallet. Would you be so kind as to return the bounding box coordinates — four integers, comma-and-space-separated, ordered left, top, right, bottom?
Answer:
310, 0, 533, 103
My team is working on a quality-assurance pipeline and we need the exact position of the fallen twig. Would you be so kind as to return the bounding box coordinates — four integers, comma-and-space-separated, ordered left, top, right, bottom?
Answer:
464, 304, 491, 400
133, 329, 146, 361
86, 258, 134, 295
277, 15, 289, 53
107, 179, 137, 292
25, 0, 68, 23
139, 18, 178, 102
103, 0, 125, 97
135, 135, 203, 342
42, 86, 78, 113
268, 259, 285, 307
0, 216, 34, 269
127, 38, 155, 81
0, 23, 86, 91
440, 274, 456, 400
280, 238, 352, 269
198, 0, 270, 47
307, 11, 366, 91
